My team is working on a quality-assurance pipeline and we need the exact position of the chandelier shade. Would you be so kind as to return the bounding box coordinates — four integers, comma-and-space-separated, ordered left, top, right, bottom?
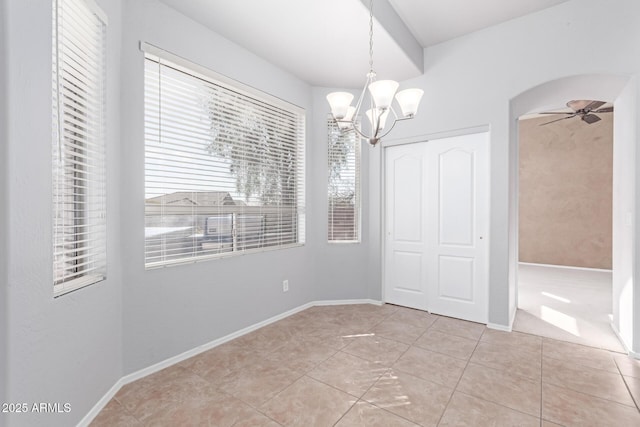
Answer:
326, 91, 355, 120
326, 0, 424, 146
367, 80, 399, 110
395, 88, 424, 118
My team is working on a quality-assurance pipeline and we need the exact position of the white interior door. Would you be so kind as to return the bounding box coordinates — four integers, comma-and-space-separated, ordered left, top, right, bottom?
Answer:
384, 132, 489, 323
384, 143, 429, 310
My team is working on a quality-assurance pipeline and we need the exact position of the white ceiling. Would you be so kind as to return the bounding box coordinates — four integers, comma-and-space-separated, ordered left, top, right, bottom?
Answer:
389, 0, 569, 47
159, 0, 570, 88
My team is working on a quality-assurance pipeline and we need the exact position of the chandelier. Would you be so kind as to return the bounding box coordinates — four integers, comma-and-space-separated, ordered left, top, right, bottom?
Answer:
326, 0, 424, 147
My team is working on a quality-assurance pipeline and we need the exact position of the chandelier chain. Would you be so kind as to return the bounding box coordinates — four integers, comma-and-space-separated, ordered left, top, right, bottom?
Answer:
369, 0, 374, 72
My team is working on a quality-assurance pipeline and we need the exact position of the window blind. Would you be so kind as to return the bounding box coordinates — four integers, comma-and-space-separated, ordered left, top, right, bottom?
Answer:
52, 0, 107, 296
143, 49, 305, 268
327, 116, 361, 242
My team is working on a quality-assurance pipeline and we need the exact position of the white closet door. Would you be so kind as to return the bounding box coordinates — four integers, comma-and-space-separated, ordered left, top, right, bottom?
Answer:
384, 143, 429, 310
426, 133, 489, 323
384, 132, 489, 323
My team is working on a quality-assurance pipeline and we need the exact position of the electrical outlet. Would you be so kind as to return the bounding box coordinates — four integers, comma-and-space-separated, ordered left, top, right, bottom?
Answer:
282, 280, 289, 292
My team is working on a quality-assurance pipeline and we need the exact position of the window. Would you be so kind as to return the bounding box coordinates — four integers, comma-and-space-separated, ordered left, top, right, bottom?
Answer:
143, 45, 306, 268
327, 116, 360, 242
52, 0, 107, 296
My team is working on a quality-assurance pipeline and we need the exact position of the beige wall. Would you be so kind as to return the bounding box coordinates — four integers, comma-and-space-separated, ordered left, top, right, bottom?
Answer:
518, 114, 613, 269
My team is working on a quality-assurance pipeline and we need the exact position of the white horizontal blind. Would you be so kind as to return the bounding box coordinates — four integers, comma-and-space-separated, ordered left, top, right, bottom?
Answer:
144, 52, 305, 268
328, 116, 360, 242
52, 0, 107, 296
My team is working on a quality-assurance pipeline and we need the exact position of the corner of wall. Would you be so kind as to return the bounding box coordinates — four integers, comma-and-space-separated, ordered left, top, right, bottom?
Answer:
0, 0, 8, 410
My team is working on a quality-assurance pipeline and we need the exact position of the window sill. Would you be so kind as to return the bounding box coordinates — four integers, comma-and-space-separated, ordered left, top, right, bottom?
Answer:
54, 274, 105, 298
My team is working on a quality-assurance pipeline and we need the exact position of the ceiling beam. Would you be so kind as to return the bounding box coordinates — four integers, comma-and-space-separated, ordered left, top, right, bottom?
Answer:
360, 0, 424, 75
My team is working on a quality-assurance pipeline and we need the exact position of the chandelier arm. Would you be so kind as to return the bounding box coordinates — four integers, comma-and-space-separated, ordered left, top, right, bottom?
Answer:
389, 105, 400, 121
351, 124, 373, 141
375, 118, 399, 141
352, 74, 373, 123
376, 116, 411, 141
373, 109, 383, 138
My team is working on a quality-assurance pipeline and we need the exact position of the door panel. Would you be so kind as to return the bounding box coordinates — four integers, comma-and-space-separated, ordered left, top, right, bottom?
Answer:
393, 155, 423, 242
393, 251, 423, 292
438, 255, 474, 301
439, 149, 474, 246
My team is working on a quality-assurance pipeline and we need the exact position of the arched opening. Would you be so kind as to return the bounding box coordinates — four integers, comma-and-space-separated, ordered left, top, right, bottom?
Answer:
508, 74, 636, 352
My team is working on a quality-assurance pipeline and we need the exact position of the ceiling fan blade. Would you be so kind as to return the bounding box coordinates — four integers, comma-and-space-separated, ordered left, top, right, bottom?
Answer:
539, 115, 576, 126
582, 114, 601, 124
584, 100, 606, 111
537, 112, 575, 115
593, 107, 613, 113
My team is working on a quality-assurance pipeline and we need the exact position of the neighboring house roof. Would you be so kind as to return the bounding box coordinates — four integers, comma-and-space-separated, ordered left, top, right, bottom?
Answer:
146, 191, 237, 206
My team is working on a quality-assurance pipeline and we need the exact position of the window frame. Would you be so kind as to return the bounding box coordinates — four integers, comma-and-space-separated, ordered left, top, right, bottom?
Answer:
142, 43, 306, 269
327, 115, 361, 244
52, 0, 107, 297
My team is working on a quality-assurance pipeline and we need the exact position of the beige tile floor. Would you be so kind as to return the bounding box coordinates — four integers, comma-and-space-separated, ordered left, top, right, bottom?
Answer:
91, 304, 640, 426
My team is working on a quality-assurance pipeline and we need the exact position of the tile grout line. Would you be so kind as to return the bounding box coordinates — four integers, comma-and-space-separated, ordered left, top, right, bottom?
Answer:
615, 360, 640, 412
99, 304, 640, 425
110, 394, 146, 426
351, 305, 419, 418
308, 309, 398, 426
436, 328, 547, 425
328, 306, 405, 426
259, 306, 402, 426
541, 351, 639, 410
434, 324, 486, 426
337, 310, 445, 426
540, 341, 544, 425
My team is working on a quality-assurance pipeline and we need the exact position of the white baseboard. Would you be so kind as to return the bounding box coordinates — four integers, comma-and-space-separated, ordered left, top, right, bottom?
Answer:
518, 261, 612, 273
486, 323, 511, 332
313, 298, 382, 306
487, 305, 517, 332
77, 298, 380, 426
609, 322, 639, 358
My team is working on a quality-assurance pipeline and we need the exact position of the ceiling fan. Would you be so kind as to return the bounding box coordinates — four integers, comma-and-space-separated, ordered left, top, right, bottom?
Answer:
538, 100, 614, 126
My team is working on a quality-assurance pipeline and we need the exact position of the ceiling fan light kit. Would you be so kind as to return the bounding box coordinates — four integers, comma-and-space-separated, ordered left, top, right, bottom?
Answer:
326, 0, 424, 146
539, 100, 613, 126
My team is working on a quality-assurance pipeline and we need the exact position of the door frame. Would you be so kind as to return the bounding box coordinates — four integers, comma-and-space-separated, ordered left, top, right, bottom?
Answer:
381, 125, 491, 316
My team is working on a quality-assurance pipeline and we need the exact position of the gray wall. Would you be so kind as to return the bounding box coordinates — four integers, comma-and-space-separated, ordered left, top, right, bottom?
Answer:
0, 0, 8, 411
2, 0, 124, 426
612, 78, 639, 350
310, 87, 372, 302
119, 0, 370, 375
4, 0, 640, 425
367, 0, 640, 335
1, 0, 376, 424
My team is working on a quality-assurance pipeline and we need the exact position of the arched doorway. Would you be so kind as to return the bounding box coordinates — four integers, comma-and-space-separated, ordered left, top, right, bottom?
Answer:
508, 74, 636, 353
